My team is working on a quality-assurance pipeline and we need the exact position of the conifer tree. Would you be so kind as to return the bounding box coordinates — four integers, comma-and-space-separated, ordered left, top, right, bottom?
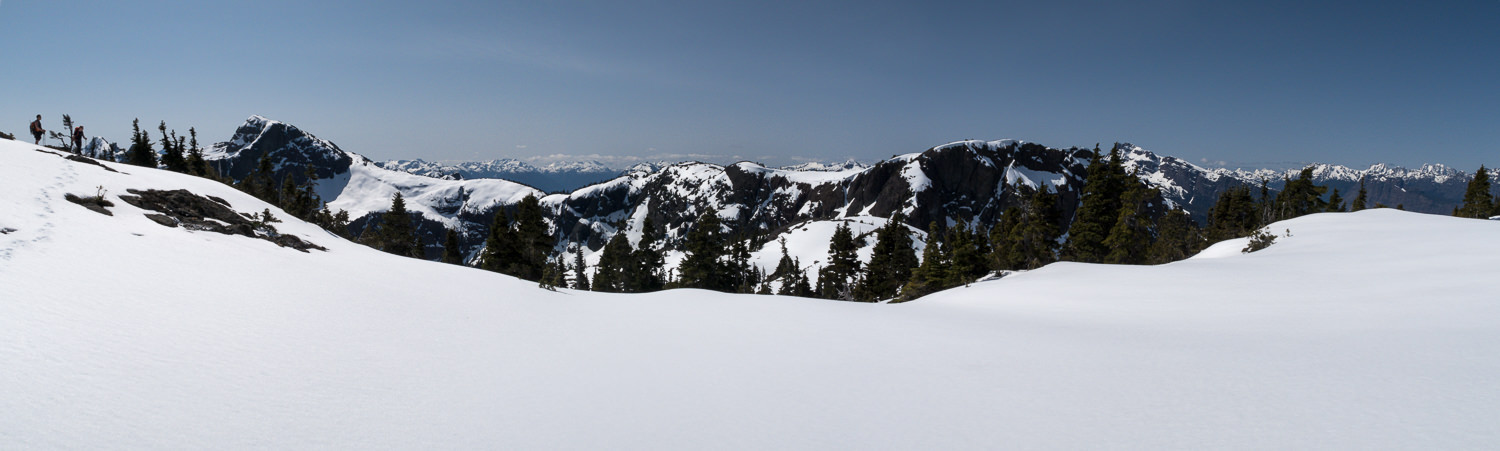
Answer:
480, 209, 522, 275
512, 195, 552, 280
943, 222, 988, 286
592, 233, 632, 292
856, 213, 919, 302
1063, 145, 1129, 263
989, 207, 1024, 271
900, 222, 951, 301
1146, 208, 1201, 264
1010, 186, 1061, 270
184, 127, 210, 177
61, 115, 76, 152
126, 119, 158, 168
728, 238, 756, 293
1256, 178, 1274, 227
816, 222, 862, 300
539, 255, 565, 290
678, 211, 729, 291
442, 229, 463, 264
377, 192, 423, 258
1273, 168, 1328, 220
240, 152, 280, 205
158, 121, 188, 173
1457, 165, 1494, 219
1351, 177, 1368, 212
772, 237, 797, 281
626, 216, 666, 292
1206, 186, 1259, 241
571, 249, 590, 291
778, 258, 813, 297
1325, 188, 1346, 212
1102, 181, 1156, 265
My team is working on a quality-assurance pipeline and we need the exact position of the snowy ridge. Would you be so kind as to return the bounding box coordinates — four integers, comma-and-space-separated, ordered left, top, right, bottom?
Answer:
6, 134, 1500, 448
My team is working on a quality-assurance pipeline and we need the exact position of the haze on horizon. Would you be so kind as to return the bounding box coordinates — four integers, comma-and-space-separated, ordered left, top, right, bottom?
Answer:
1, 1, 1496, 170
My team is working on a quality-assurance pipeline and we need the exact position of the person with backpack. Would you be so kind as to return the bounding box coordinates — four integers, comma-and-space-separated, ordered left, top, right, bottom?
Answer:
72, 126, 85, 154
30, 115, 44, 145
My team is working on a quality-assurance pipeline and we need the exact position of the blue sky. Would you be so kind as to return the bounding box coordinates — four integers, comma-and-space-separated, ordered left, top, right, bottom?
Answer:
2, 1, 1496, 170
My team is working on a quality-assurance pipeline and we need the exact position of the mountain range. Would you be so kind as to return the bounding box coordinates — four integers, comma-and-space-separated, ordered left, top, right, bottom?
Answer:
195, 116, 1496, 271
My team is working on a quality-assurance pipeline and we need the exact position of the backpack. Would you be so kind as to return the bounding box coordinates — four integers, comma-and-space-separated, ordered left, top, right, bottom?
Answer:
31, 120, 42, 134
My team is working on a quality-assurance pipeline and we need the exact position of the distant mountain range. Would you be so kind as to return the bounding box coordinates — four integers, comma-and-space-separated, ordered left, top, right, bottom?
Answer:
376, 157, 872, 193
197, 116, 1497, 265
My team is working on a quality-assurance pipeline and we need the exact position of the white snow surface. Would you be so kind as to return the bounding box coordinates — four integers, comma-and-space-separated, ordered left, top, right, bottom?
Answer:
4, 138, 1500, 449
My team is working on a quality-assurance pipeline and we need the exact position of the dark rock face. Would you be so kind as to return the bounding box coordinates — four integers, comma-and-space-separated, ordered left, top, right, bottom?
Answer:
207, 116, 353, 186
117, 189, 326, 252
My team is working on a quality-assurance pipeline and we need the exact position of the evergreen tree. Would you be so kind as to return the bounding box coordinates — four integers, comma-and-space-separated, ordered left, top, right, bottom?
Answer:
1102, 181, 1156, 265
239, 152, 280, 206
778, 258, 814, 297
1146, 208, 1201, 264
1062, 145, 1129, 263
185, 127, 211, 177
480, 209, 523, 275
856, 213, 919, 302
1273, 168, 1328, 220
125, 119, 158, 168
1351, 177, 1368, 212
900, 222, 952, 301
512, 195, 552, 281
1206, 186, 1259, 241
772, 237, 797, 280
571, 249, 590, 291
1325, 188, 1346, 212
441, 229, 463, 264
1457, 165, 1494, 219
989, 207, 1024, 271
158, 121, 188, 173
1010, 186, 1061, 270
626, 216, 666, 292
943, 222, 989, 286
1256, 178, 1274, 227
678, 211, 729, 291
728, 237, 757, 293
539, 255, 565, 290
594, 233, 633, 292
815, 222, 862, 300
377, 192, 423, 258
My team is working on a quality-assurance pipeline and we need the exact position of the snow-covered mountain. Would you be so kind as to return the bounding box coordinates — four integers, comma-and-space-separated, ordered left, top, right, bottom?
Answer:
203, 116, 542, 259
1113, 143, 1495, 214
6, 136, 1500, 448
197, 117, 1497, 277
778, 158, 869, 172
378, 158, 618, 192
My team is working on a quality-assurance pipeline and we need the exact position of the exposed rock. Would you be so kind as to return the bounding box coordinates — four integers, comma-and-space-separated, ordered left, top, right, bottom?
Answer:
117, 189, 326, 252
64, 154, 120, 173
63, 193, 115, 216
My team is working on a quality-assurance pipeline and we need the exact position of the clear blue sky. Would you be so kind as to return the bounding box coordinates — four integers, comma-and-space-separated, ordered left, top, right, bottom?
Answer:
2, 1, 1496, 170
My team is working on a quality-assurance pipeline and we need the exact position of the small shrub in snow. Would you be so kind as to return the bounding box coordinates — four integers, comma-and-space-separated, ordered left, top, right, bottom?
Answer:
1242, 228, 1279, 253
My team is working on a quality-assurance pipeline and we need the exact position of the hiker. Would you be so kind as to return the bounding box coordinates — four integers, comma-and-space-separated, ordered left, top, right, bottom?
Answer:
30, 115, 44, 145
72, 126, 85, 155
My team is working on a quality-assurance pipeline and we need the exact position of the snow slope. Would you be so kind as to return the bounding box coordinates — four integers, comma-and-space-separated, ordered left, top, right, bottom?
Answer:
4, 138, 1500, 449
